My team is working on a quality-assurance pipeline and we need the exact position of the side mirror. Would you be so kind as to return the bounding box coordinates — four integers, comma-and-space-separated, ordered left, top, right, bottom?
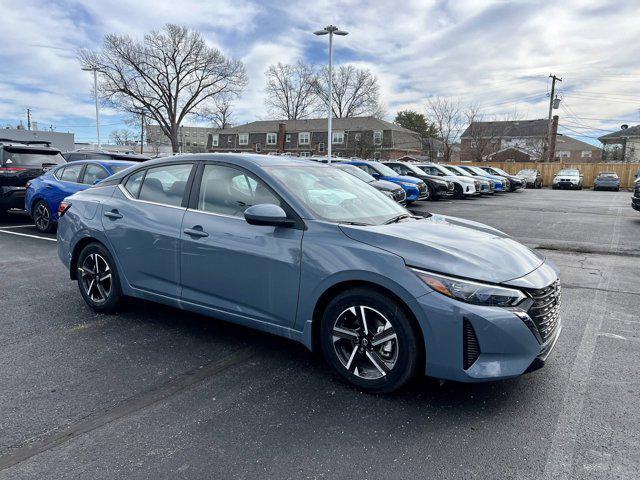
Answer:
93, 178, 102, 185
244, 204, 292, 227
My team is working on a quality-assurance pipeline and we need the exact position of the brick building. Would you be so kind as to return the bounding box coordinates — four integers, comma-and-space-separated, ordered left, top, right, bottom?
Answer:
206, 116, 422, 160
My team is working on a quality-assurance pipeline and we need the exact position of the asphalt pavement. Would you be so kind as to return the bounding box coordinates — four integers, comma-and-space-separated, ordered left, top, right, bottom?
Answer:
0, 188, 638, 479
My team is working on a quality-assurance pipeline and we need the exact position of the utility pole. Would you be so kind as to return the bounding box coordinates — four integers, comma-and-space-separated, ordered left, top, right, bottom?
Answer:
26, 108, 31, 131
140, 111, 145, 154
546, 74, 562, 161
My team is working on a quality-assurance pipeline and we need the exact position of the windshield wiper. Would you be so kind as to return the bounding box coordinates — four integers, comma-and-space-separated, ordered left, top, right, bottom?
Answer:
340, 221, 372, 226
383, 213, 413, 224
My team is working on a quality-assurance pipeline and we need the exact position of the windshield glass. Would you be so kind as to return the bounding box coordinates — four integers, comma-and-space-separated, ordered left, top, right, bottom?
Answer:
436, 165, 458, 176
557, 169, 579, 176
406, 164, 429, 176
490, 167, 510, 176
335, 164, 375, 183
369, 162, 400, 177
270, 165, 407, 225
448, 166, 472, 176
518, 169, 536, 175
3, 149, 65, 167
598, 172, 618, 178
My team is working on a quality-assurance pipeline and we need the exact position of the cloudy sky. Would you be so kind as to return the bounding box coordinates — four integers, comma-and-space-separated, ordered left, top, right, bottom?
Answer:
0, 0, 639, 146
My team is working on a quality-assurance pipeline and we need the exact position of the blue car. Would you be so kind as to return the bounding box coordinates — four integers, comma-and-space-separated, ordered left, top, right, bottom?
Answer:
339, 160, 428, 203
25, 159, 135, 232
57, 154, 562, 393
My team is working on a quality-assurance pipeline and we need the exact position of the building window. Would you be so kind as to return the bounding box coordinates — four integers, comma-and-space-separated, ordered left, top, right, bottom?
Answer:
299, 151, 310, 157
266, 133, 277, 145
255, 143, 262, 153
373, 151, 381, 160
228, 137, 232, 143
286, 134, 291, 143
318, 142, 325, 153
239, 133, 249, 146
437, 151, 443, 158
299, 132, 310, 145
212, 134, 219, 147
354, 132, 361, 142
373, 130, 383, 145
581, 150, 592, 158
332, 131, 344, 144
557, 150, 570, 158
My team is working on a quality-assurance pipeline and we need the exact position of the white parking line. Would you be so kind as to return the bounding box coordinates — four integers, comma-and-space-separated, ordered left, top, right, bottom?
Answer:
0, 229, 56, 242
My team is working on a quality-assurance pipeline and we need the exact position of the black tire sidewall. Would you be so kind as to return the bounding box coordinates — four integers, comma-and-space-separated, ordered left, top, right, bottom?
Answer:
34, 200, 55, 233
320, 288, 420, 394
77, 243, 122, 313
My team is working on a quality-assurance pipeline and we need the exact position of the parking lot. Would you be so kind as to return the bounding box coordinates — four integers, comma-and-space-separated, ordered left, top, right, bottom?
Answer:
0, 188, 639, 479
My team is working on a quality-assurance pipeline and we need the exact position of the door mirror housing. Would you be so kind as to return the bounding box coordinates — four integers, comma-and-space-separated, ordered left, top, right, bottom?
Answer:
244, 204, 292, 227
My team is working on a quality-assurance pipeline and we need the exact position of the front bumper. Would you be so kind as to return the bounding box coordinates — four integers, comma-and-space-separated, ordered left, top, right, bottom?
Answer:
416, 266, 561, 382
632, 195, 640, 211
553, 181, 580, 189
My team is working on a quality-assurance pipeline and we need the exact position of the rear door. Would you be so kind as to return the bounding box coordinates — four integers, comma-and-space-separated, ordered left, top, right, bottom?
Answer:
101, 162, 195, 299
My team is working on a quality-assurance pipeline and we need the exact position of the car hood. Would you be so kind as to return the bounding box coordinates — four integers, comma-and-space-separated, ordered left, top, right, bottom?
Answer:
340, 214, 545, 284
442, 175, 474, 184
381, 175, 422, 185
371, 179, 402, 191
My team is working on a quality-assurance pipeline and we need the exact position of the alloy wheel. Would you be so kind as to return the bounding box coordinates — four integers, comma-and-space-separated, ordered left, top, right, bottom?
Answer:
79, 253, 112, 304
34, 202, 50, 231
332, 305, 399, 380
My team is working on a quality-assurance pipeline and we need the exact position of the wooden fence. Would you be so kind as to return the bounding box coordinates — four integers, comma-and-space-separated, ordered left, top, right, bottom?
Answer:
460, 162, 640, 188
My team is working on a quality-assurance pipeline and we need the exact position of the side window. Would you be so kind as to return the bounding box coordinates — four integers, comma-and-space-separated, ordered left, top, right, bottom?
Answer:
197, 164, 281, 218
53, 166, 66, 180
83, 164, 109, 185
66, 153, 85, 162
124, 170, 145, 198
357, 164, 374, 175
388, 164, 401, 174
60, 164, 84, 182
138, 164, 193, 207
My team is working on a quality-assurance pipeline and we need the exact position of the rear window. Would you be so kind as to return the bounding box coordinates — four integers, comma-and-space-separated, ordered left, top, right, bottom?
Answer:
3, 148, 65, 167
598, 172, 618, 178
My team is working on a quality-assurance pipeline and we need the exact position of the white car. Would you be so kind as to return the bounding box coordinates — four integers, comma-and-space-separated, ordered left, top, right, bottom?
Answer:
552, 168, 583, 190
417, 163, 480, 199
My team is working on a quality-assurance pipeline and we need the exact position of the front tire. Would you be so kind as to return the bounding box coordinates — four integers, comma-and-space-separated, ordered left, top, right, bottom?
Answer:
453, 184, 464, 199
77, 243, 123, 313
320, 288, 421, 394
33, 200, 55, 233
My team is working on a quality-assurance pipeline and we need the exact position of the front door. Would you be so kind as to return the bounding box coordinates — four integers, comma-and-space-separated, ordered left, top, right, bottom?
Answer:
101, 162, 194, 299
180, 163, 303, 327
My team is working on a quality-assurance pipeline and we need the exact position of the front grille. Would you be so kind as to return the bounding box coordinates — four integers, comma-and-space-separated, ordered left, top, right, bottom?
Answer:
634, 187, 640, 198
463, 319, 480, 369
524, 280, 561, 343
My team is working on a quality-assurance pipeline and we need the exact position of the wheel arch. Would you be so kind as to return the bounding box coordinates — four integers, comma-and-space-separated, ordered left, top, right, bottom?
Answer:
308, 279, 425, 362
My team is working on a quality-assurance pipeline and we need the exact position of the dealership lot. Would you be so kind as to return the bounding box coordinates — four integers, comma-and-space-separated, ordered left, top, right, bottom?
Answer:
0, 189, 639, 479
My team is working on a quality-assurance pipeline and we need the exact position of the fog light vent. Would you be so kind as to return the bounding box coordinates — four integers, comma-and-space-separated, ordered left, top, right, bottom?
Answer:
463, 319, 480, 370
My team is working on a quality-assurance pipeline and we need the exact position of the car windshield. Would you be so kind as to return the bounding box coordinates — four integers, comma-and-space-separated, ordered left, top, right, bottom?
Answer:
269, 165, 408, 225
406, 164, 429, 176
447, 166, 472, 176
335, 164, 375, 183
518, 169, 536, 175
490, 167, 510, 176
464, 166, 484, 175
3, 149, 65, 167
557, 169, 579, 176
436, 165, 458, 176
598, 172, 618, 178
369, 162, 400, 177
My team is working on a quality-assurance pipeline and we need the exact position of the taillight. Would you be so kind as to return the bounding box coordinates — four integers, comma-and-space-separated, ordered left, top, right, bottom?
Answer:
0, 166, 28, 175
58, 201, 71, 217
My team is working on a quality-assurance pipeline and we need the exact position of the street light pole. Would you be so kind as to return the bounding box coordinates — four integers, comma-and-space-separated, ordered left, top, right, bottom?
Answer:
82, 67, 101, 149
314, 25, 348, 163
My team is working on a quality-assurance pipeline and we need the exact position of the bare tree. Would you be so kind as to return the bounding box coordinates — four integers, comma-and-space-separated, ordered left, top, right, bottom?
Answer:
79, 24, 247, 153
425, 97, 465, 162
265, 61, 319, 119
200, 97, 235, 129
315, 65, 383, 118
109, 128, 136, 145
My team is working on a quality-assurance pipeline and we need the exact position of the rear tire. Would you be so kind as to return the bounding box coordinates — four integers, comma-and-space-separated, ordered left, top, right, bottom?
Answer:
32, 200, 56, 233
320, 288, 421, 394
76, 243, 123, 313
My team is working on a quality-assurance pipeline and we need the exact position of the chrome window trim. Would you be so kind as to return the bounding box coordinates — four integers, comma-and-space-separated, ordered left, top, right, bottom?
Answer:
117, 184, 186, 211
186, 207, 246, 221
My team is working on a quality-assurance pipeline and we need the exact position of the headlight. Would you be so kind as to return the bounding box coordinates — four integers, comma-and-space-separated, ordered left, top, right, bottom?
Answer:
411, 268, 527, 307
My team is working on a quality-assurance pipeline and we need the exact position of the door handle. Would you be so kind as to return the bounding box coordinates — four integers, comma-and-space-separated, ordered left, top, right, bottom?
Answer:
183, 227, 209, 238
104, 210, 123, 219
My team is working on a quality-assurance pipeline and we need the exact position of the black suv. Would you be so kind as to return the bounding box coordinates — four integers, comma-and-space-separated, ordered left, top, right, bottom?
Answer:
64, 150, 150, 162
0, 139, 66, 215
384, 161, 454, 200
632, 179, 640, 212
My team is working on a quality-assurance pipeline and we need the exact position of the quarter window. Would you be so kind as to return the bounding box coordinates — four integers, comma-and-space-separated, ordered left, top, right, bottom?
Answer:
239, 133, 249, 145
138, 164, 193, 207
197, 164, 281, 218
124, 170, 145, 198
83, 164, 109, 185
299, 132, 310, 145
266, 133, 277, 145
59, 164, 84, 183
